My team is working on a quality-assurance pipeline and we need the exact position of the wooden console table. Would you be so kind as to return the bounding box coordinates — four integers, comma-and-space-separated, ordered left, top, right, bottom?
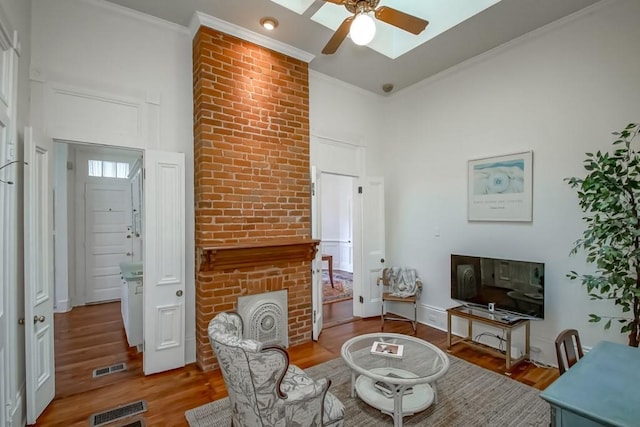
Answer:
447, 306, 530, 371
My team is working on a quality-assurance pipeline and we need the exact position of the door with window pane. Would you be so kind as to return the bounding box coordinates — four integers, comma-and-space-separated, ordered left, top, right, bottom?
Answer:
84, 182, 132, 302
88, 159, 130, 178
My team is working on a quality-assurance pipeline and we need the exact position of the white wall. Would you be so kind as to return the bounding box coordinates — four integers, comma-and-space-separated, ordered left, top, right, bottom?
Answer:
321, 173, 352, 241
309, 71, 385, 174
381, 0, 640, 363
320, 173, 354, 271
30, 0, 196, 362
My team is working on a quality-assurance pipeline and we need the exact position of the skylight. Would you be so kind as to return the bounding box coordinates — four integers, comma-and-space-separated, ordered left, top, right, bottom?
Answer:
271, 0, 502, 59
270, 0, 316, 15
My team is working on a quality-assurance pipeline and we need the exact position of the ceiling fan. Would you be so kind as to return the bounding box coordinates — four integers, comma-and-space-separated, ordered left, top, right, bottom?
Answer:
321, 0, 429, 54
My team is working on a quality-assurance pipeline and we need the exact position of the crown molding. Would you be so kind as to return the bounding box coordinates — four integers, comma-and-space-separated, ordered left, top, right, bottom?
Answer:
82, 0, 189, 34
189, 11, 315, 63
401, 0, 617, 97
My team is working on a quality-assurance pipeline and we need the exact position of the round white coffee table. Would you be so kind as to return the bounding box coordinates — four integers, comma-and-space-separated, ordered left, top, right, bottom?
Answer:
341, 333, 449, 427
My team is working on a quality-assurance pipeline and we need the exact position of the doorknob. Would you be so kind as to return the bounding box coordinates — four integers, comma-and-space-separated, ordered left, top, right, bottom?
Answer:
33, 315, 45, 324
380, 258, 385, 263
126, 252, 132, 256
176, 290, 183, 297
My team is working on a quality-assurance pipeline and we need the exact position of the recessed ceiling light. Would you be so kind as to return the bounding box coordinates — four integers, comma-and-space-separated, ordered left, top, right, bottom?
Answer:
260, 17, 279, 31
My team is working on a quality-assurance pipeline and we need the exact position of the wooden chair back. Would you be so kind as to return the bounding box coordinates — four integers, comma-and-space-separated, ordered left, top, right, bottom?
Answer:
554, 328, 584, 375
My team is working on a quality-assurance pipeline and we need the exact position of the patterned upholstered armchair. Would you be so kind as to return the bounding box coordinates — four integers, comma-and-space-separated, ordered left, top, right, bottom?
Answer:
208, 312, 345, 427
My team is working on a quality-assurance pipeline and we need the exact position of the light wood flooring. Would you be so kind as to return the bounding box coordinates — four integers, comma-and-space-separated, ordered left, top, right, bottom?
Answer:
34, 301, 558, 426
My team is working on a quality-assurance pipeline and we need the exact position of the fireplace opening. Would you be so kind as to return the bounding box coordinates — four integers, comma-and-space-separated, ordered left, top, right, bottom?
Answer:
237, 289, 288, 348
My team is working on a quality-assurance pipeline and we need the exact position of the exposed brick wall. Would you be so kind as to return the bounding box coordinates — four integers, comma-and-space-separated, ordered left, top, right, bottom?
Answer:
193, 26, 312, 370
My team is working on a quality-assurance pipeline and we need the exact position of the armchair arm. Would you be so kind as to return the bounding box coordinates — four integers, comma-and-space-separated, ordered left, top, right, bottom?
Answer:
282, 376, 330, 427
252, 345, 290, 399
281, 377, 328, 405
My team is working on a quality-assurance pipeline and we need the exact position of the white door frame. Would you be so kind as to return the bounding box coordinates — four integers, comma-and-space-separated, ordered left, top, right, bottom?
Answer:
310, 135, 367, 318
26, 140, 186, 421
311, 166, 323, 340
72, 146, 140, 306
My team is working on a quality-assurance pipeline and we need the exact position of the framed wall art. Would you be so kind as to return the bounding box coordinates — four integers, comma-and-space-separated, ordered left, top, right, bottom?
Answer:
468, 151, 533, 222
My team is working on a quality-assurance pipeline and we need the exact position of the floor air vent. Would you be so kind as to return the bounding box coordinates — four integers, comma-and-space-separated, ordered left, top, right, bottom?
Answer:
93, 362, 127, 378
89, 400, 147, 427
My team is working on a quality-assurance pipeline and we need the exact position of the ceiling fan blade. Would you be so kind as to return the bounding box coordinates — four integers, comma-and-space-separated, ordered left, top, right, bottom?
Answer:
375, 6, 428, 35
322, 0, 345, 4
321, 16, 353, 55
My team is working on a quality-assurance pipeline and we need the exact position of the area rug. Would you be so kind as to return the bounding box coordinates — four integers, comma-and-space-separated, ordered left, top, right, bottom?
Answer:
185, 355, 549, 426
323, 270, 353, 304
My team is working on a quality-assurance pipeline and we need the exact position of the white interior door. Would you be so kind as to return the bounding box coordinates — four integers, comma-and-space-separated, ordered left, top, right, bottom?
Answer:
1, 35, 18, 426
85, 182, 132, 302
143, 149, 185, 375
24, 126, 55, 423
0, 71, 9, 427
360, 177, 385, 317
311, 166, 323, 340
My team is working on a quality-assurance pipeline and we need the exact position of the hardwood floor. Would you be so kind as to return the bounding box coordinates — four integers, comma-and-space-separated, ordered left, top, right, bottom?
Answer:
35, 302, 558, 426
322, 298, 356, 328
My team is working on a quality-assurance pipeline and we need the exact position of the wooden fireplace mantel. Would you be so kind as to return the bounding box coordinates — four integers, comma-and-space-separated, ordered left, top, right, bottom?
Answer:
196, 238, 320, 272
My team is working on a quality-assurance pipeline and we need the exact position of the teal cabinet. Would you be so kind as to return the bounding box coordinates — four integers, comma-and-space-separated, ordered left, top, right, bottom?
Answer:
540, 341, 640, 427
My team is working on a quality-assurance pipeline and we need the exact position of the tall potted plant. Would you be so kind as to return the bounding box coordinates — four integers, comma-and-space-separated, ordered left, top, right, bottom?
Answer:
566, 122, 640, 347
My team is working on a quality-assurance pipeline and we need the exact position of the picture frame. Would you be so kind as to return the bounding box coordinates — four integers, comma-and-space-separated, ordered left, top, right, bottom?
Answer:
468, 151, 533, 222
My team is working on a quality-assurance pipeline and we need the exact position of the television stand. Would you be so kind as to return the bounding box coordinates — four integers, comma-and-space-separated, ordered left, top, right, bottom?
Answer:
446, 306, 530, 371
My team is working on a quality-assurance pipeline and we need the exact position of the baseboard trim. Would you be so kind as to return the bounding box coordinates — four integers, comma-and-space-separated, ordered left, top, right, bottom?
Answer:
54, 298, 71, 313
185, 335, 196, 364
420, 304, 448, 332
11, 384, 25, 427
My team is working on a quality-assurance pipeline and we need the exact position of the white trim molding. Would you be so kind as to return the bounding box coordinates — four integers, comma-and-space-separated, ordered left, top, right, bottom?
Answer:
41, 81, 150, 149
189, 11, 315, 63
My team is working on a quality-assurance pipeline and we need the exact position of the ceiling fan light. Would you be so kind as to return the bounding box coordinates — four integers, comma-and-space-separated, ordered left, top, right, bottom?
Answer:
350, 12, 376, 46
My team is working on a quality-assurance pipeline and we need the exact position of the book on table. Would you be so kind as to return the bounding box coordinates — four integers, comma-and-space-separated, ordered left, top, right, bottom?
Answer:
370, 341, 404, 358
373, 372, 413, 398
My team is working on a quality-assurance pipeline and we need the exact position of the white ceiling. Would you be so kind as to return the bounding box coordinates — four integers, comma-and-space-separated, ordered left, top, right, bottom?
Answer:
102, 0, 601, 95
306, 0, 502, 59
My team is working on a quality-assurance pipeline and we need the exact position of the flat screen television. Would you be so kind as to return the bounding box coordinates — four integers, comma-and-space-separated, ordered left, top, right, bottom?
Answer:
451, 254, 545, 319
